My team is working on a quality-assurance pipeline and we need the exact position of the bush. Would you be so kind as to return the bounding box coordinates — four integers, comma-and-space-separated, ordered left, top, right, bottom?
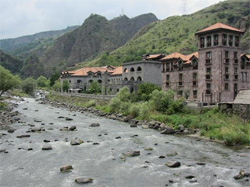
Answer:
85, 100, 96, 108
87, 81, 101, 94
109, 97, 122, 113
52, 80, 61, 91
37, 76, 49, 88
129, 104, 140, 118
62, 80, 69, 92
136, 82, 161, 101
0, 65, 20, 96
116, 87, 130, 102
22, 77, 36, 95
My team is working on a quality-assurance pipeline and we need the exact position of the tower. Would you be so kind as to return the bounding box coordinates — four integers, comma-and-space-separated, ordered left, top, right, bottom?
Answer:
195, 23, 244, 104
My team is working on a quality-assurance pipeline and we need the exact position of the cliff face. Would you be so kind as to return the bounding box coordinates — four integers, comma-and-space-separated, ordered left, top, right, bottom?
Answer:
40, 13, 158, 76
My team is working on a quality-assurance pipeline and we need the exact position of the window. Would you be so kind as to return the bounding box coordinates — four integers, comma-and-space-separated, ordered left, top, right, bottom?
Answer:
193, 90, 197, 99
124, 68, 128, 73
137, 67, 142, 71
206, 68, 211, 80
229, 35, 233, 46
206, 52, 212, 64
241, 72, 248, 82
234, 52, 238, 59
124, 77, 128, 81
241, 58, 246, 69
130, 77, 134, 81
178, 60, 183, 71
98, 80, 102, 83
130, 67, 135, 72
179, 74, 183, 86
222, 34, 227, 45
214, 34, 218, 46
207, 36, 211, 47
77, 80, 82, 83
225, 51, 229, 63
193, 73, 197, 86
234, 67, 238, 74
200, 37, 204, 48
206, 83, 211, 94
235, 36, 239, 47
225, 83, 229, 91
225, 67, 229, 73
206, 67, 211, 74
137, 76, 142, 81
166, 75, 170, 86
192, 59, 198, 69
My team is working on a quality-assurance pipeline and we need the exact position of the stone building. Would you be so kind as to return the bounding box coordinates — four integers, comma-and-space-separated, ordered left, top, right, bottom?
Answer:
162, 23, 250, 104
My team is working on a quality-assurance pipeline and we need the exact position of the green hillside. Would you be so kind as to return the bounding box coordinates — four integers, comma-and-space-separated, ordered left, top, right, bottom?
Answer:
80, 0, 249, 68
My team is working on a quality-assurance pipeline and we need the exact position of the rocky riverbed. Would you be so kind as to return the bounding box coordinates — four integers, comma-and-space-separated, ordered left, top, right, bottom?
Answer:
0, 97, 249, 187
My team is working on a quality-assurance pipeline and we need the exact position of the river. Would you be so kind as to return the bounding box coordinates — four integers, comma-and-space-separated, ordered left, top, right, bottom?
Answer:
0, 97, 249, 187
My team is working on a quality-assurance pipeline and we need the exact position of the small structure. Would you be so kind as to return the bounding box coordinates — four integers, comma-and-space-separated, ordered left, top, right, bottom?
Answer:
219, 89, 250, 120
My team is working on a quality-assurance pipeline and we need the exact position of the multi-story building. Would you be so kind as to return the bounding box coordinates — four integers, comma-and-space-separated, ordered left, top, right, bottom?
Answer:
61, 22, 249, 104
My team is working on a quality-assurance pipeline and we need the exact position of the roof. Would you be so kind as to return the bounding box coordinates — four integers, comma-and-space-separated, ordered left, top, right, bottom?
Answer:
62, 66, 122, 77
233, 90, 250, 105
110, 66, 122, 76
160, 52, 198, 64
195, 23, 244, 35
146, 54, 165, 60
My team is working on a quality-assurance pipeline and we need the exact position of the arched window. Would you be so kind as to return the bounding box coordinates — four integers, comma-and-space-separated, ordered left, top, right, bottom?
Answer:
130, 77, 134, 81
137, 67, 142, 71
130, 67, 135, 72
137, 76, 142, 81
130, 87, 134, 93
89, 80, 93, 84
124, 68, 128, 73
192, 59, 198, 69
124, 77, 128, 81
77, 80, 82, 83
177, 60, 183, 70
98, 80, 102, 83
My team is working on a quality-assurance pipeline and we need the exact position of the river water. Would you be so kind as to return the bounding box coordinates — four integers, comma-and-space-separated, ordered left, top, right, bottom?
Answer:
0, 98, 249, 187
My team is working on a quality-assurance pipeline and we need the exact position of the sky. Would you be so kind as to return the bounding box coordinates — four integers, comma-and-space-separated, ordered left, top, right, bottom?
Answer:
0, 0, 225, 39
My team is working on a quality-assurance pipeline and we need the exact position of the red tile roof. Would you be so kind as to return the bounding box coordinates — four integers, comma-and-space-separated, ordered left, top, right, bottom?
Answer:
196, 23, 244, 34
110, 66, 122, 76
146, 54, 164, 60
160, 52, 186, 61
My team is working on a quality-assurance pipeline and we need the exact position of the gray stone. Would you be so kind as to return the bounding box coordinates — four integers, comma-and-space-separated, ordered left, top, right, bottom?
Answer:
42, 144, 52, 150
124, 151, 140, 157
165, 161, 181, 168
7, 129, 15, 133
70, 138, 83, 146
75, 178, 93, 184
160, 127, 175, 134
89, 123, 100, 127
60, 165, 73, 172
65, 117, 73, 121
69, 126, 77, 131
178, 125, 185, 132
16, 135, 30, 138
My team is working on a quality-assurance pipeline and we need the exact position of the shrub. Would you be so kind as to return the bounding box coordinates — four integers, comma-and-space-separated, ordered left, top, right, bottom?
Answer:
119, 102, 131, 115
85, 100, 96, 108
52, 80, 61, 91
116, 87, 130, 102
109, 97, 122, 113
22, 77, 36, 95
88, 81, 101, 94
36, 76, 49, 88
129, 104, 140, 118
62, 80, 69, 92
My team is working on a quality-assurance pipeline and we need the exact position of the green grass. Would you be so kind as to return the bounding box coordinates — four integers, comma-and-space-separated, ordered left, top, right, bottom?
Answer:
0, 101, 7, 110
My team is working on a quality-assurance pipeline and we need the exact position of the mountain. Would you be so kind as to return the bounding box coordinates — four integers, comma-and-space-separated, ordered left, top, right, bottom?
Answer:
0, 50, 23, 74
0, 26, 79, 60
40, 13, 158, 76
84, 0, 249, 67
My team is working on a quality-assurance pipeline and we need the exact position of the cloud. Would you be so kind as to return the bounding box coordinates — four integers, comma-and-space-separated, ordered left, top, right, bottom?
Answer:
0, 0, 224, 39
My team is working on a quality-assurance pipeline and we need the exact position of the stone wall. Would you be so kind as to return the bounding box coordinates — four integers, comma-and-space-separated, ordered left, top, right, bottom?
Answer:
218, 103, 250, 121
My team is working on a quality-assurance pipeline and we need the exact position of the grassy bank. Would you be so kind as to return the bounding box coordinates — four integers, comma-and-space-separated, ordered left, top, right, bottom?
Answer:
48, 89, 250, 146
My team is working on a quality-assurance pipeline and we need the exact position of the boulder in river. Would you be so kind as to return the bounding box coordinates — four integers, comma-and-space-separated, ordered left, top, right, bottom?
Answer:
75, 178, 93, 184
160, 127, 175, 134
70, 138, 83, 146
7, 129, 15, 133
166, 151, 178, 157
124, 151, 140, 157
130, 124, 137, 128
165, 161, 181, 168
144, 147, 153, 151
16, 135, 30, 138
42, 144, 52, 150
234, 170, 249, 180
89, 123, 100, 127
58, 116, 64, 119
69, 126, 77, 131
60, 165, 73, 172
65, 117, 73, 121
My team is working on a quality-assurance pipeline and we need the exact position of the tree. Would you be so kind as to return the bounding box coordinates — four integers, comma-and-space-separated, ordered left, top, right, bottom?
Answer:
0, 65, 20, 96
36, 76, 49, 88
50, 72, 60, 87
62, 80, 69, 92
22, 77, 36, 95
21, 55, 45, 79
88, 81, 101, 94
137, 82, 161, 101
52, 80, 61, 91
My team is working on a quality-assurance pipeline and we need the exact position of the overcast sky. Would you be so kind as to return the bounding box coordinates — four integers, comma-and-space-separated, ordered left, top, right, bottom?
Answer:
0, 0, 224, 39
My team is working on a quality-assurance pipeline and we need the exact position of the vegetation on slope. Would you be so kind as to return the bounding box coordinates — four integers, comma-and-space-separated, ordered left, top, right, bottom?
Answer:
82, 0, 250, 67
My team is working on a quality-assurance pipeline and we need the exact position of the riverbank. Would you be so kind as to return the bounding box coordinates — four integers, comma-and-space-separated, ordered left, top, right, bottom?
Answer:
1, 97, 249, 186
46, 93, 250, 146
